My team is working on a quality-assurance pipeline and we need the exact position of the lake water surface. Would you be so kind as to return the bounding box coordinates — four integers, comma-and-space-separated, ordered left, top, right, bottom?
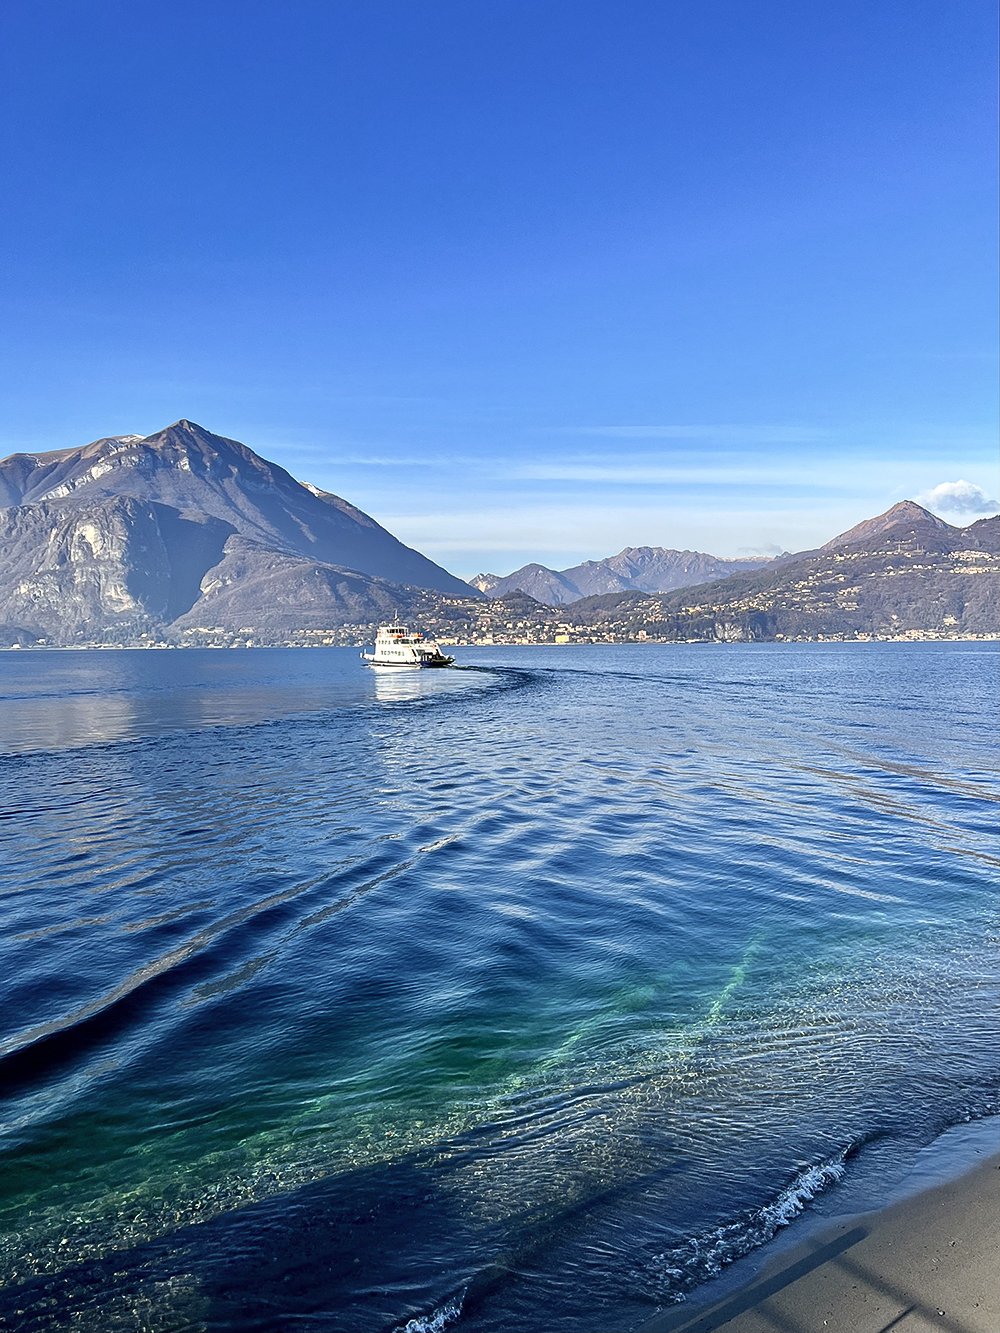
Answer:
0, 642, 996, 1332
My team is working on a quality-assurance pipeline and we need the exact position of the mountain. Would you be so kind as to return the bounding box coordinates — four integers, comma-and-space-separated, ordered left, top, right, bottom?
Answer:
820, 500, 951, 550
0, 421, 479, 643
557, 506, 999, 641
169, 539, 435, 636
0, 421, 474, 595
472, 546, 773, 605
1, 448, 995, 646
565, 547, 776, 596
471, 563, 586, 605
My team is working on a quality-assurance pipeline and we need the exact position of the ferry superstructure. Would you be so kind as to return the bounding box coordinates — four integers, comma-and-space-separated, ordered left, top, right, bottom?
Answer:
361, 620, 455, 668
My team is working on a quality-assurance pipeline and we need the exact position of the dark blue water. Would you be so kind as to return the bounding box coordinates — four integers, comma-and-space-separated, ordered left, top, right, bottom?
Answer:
0, 642, 996, 1333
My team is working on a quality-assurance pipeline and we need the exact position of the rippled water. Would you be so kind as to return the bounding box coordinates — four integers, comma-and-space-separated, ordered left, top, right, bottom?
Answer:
0, 642, 996, 1333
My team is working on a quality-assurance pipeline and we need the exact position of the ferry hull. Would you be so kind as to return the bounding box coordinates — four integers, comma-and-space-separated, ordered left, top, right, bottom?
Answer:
361, 654, 454, 668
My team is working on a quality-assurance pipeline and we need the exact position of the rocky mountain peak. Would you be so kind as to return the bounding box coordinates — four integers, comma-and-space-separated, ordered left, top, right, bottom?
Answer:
129, 420, 285, 483
470, 573, 501, 593
822, 501, 952, 550
0, 421, 478, 608
478, 544, 774, 604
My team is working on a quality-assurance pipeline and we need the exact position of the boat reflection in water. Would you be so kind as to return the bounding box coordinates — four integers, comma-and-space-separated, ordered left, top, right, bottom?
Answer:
366, 663, 459, 703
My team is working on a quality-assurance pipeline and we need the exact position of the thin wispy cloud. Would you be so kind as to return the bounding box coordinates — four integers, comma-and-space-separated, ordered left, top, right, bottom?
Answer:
338, 456, 444, 467
559, 425, 833, 443
380, 500, 862, 567
550, 424, 998, 454
515, 462, 832, 486
510, 459, 934, 490
737, 543, 785, 556
268, 441, 446, 466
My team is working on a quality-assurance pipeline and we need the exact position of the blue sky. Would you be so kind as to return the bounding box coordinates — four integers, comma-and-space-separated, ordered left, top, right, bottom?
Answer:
0, 1, 995, 577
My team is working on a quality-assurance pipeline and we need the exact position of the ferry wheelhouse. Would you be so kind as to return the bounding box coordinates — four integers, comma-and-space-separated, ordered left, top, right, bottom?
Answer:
361, 620, 455, 668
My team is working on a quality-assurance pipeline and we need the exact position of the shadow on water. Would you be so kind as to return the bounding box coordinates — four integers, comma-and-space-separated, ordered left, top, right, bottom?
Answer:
0, 1122, 689, 1333
634, 1228, 870, 1332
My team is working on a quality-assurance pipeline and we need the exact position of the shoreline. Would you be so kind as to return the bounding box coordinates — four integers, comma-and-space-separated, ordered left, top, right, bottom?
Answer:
2, 635, 998, 651
635, 1117, 1000, 1333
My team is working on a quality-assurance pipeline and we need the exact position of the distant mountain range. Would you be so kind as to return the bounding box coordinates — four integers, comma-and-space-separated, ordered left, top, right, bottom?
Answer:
553, 502, 998, 642
0, 423, 996, 645
472, 547, 775, 604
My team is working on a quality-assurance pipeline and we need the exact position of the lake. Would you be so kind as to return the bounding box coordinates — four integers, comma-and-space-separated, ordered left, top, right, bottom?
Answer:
0, 641, 996, 1332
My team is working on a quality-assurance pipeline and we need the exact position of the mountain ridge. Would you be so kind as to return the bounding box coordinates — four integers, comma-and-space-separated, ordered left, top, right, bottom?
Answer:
0, 427, 995, 645
472, 545, 774, 604
554, 509, 998, 642
820, 500, 952, 550
0, 420, 475, 597
0, 420, 481, 643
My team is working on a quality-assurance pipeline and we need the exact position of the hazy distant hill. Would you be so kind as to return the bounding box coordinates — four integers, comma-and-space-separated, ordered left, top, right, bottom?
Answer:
0, 421, 478, 643
558, 506, 999, 641
472, 563, 585, 604
473, 546, 773, 604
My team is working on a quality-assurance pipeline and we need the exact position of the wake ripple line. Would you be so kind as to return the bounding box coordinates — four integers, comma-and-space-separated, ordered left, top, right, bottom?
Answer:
0, 835, 463, 1094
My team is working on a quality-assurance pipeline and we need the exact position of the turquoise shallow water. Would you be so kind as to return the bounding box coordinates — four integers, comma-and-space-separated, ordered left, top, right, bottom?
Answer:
0, 642, 996, 1332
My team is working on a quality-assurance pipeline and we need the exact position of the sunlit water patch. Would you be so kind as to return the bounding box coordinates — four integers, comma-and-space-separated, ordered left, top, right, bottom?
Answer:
0, 643, 996, 1332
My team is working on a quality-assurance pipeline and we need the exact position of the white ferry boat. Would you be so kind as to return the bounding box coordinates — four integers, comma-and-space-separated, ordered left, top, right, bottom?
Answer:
361, 620, 455, 668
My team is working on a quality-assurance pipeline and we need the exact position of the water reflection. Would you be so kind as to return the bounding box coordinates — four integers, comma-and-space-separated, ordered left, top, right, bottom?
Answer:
0, 649, 484, 753
0, 649, 362, 753
0, 685, 341, 753
367, 663, 463, 702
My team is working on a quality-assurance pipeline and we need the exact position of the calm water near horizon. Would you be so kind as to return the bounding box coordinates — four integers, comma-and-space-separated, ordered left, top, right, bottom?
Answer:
0, 642, 997, 1332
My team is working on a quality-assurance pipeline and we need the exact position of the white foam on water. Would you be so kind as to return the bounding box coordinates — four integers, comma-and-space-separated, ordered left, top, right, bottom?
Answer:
761, 1154, 848, 1228
652, 1152, 848, 1298
398, 1294, 463, 1333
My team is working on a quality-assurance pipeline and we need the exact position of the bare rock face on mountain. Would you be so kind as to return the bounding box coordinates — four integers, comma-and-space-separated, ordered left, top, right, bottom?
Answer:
475, 546, 772, 605
0, 496, 233, 641
469, 573, 501, 594
0, 420, 480, 642
0, 420, 474, 597
564, 546, 772, 596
